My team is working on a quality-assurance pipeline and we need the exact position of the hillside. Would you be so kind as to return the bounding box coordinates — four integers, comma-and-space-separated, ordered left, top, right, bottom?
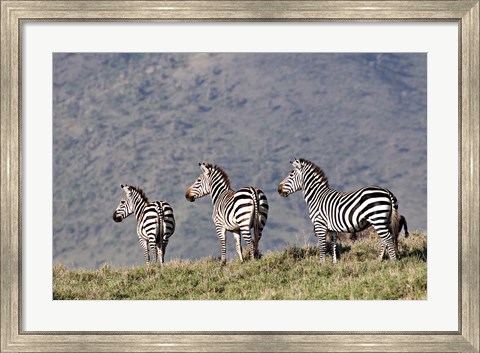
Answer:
53, 53, 427, 269
53, 232, 427, 300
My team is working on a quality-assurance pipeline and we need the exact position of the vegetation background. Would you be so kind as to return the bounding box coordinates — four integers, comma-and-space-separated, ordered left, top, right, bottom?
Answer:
53, 53, 427, 269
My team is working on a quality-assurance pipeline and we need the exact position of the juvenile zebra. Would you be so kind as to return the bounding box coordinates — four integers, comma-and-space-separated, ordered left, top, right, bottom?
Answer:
278, 159, 401, 263
185, 163, 269, 265
113, 184, 175, 264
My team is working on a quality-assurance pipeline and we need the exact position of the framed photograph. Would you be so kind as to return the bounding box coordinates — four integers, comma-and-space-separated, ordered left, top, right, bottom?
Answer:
1, 1, 478, 352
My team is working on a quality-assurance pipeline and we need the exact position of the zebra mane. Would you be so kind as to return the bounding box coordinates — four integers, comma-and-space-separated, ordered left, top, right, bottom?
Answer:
299, 158, 329, 187
204, 163, 232, 189
130, 185, 149, 203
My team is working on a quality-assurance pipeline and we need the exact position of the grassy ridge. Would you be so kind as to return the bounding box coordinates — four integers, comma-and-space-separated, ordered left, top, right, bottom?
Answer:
53, 232, 427, 300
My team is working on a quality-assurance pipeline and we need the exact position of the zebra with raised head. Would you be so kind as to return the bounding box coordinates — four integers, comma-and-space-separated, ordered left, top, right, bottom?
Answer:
113, 184, 175, 264
278, 158, 400, 263
185, 163, 269, 265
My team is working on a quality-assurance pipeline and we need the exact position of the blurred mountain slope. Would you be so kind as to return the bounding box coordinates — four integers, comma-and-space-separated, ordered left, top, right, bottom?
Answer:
53, 53, 427, 269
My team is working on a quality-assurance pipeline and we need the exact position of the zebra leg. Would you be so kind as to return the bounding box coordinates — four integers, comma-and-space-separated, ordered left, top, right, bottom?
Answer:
215, 226, 227, 266
314, 222, 328, 263
155, 229, 167, 265
161, 239, 168, 264
155, 244, 162, 265
330, 231, 338, 264
253, 217, 264, 260
146, 231, 158, 264
254, 230, 263, 259
139, 238, 150, 264
378, 239, 398, 261
378, 242, 387, 261
370, 221, 397, 261
385, 234, 397, 261
232, 231, 243, 262
240, 227, 255, 261
149, 239, 157, 264
377, 234, 397, 261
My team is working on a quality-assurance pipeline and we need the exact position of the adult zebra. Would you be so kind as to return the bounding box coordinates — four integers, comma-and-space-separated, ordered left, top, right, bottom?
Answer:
278, 159, 400, 263
113, 184, 175, 264
185, 163, 269, 265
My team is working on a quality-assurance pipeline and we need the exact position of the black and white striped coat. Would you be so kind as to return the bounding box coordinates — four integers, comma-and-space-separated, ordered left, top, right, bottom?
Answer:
113, 184, 175, 264
185, 163, 269, 265
278, 159, 400, 263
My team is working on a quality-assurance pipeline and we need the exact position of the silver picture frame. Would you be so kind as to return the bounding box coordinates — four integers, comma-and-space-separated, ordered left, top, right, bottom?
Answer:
1, 1, 478, 352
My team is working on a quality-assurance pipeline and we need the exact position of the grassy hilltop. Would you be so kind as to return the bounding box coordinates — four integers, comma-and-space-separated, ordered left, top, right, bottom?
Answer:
54, 231, 427, 300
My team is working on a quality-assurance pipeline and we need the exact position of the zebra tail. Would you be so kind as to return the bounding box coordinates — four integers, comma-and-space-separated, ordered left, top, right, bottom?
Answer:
252, 189, 261, 258
388, 191, 400, 248
156, 202, 165, 242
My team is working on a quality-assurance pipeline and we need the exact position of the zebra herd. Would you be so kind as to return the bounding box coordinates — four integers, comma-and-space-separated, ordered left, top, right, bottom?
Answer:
113, 158, 408, 266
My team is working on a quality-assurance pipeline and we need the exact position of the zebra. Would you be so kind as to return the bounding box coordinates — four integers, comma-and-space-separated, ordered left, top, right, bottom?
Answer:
278, 158, 401, 263
185, 163, 269, 265
113, 184, 175, 265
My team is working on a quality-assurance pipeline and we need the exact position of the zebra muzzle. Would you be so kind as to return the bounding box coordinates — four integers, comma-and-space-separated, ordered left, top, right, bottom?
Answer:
112, 212, 123, 222
185, 189, 196, 202
277, 184, 288, 197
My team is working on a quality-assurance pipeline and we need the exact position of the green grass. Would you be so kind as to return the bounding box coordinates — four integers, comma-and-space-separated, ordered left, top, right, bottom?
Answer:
53, 232, 427, 300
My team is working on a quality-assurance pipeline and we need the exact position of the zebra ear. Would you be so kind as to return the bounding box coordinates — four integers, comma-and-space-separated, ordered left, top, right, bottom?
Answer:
200, 163, 209, 174
292, 159, 302, 170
